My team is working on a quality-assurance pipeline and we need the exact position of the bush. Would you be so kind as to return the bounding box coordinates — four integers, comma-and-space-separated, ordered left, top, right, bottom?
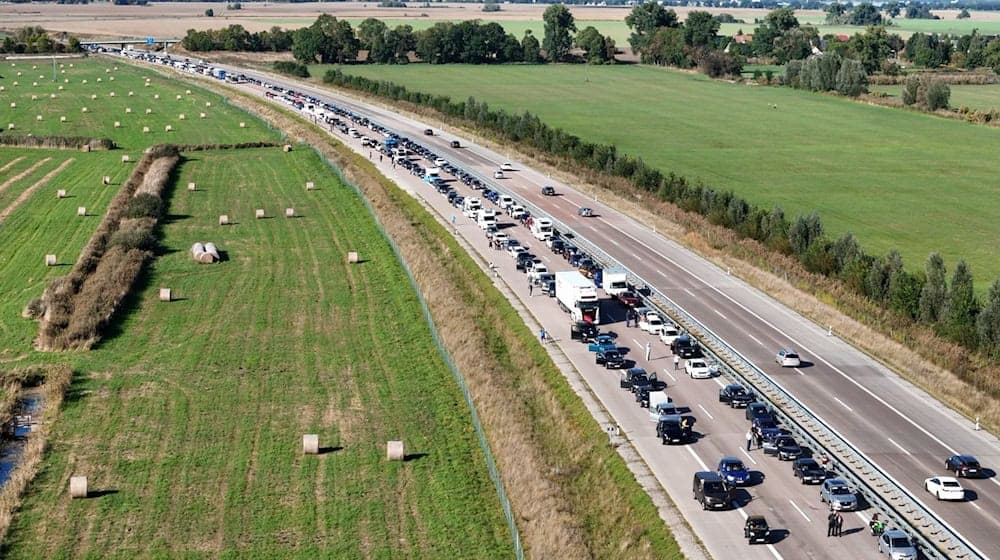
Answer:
109, 228, 157, 251
204, 8, 213, 17
124, 193, 164, 219
902, 75, 920, 105
925, 79, 951, 110
272, 60, 310, 78
881, 60, 902, 76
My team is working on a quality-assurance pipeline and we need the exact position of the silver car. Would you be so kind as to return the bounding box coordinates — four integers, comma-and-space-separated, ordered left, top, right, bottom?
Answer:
819, 479, 857, 511
879, 529, 917, 560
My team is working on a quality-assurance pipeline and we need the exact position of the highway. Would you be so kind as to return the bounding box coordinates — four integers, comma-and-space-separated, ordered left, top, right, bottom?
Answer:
135, 55, 1000, 559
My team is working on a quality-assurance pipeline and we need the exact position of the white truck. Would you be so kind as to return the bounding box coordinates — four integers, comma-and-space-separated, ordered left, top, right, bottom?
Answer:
648, 391, 676, 421
530, 217, 554, 241
477, 209, 497, 230
603, 270, 629, 297
498, 194, 514, 210
555, 271, 601, 324
462, 197, 482, 218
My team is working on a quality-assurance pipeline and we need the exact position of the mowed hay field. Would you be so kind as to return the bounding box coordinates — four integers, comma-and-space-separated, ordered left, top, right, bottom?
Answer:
0, 58, 274, 150
2, 146, 513, 558
324, 63, 1000, 287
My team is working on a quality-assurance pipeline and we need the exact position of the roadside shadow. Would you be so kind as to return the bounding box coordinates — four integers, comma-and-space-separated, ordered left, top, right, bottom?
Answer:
732, 489, 753, 508
965, 489, 979, 502
403, 453, 427, 462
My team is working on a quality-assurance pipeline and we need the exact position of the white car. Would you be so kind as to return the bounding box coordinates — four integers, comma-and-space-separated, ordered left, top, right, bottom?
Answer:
659, 324, 681, 346
500, 162, 515, 171
528, 263, 549, 282
493, 170, 505, 179
434, 157, 447, 167
508, 244, 526, 259
685, 359, 714, 379
639, 312, 665, 334
509, 206, 526, 219
925, 476, 965, 501
776, 349, 801, 367
493, 233, 509, 247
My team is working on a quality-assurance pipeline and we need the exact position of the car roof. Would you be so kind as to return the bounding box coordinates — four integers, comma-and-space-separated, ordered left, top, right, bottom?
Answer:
935, 476, 961, 483
954, 454, 978, 461
824, 478, 848, 486
883, 529, 910, 539
720, 456, 742, 464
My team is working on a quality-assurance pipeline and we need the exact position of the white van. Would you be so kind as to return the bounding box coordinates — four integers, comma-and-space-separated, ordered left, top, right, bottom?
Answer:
477, 209, 497, 230
498, 195, 514, 209
463, 197, 482, 218
530, 217, 554, 241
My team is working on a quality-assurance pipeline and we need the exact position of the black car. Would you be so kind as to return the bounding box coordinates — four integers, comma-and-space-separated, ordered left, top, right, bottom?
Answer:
636, 386, 651, 408
745, 515, 770, 544
657, 414, 696, 444
543, 280, 556, 297
541, 185, 556, 196
792, 458, 827, 484
771, 435, 802, 461
945, 454, 983, 478
718, 384, 755, 408
671, 334, 701, 359
549, 239, 565, 254
450, 140, 461, 148
596, 349, 626, 369
620, 367, 652, 390
746, 402, 773, 422
423, 128, 434, 135
570, 321, 599, 342
515, 253, 536, 271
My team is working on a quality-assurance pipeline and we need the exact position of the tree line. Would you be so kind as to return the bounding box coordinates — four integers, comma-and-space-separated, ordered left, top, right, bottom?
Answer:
0, 26, 82, 54
321, 68, 1000, 362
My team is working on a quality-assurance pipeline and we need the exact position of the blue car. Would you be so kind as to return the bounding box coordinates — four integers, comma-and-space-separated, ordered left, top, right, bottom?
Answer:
587, 335, 617, 353
717, 456, 750, 485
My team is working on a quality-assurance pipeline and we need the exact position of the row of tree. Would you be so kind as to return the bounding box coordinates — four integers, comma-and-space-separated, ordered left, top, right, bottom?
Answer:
321, 68, 1000, 360
0, 27, 81, 54
624, 3, 743, 77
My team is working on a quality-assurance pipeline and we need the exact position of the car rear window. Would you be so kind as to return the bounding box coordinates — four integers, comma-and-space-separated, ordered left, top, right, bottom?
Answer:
942, 481, 961, 488
704, 482, 725, 493
785, 353, 799, 359
890, 537, 910, 548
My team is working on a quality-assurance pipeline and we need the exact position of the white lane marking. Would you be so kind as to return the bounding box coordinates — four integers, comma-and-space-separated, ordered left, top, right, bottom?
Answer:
684, 442, 711, 471
632, 338, 644, 347
794, 368, 805, 376
697, 404, 715, 420
972, 502, 983, 512
833, 397, 854, 412
610, 238, 621, 247
594, 212, 963, 458
789, 499, 812, 523
713, 377, 726, 388
631, 252, 641, 259
662, 369, 677, 383
740, 448, 759, 465
658, 269, 669, 277
887, 438, 911, 455
746, 333, 765, 346
713, 309, 727, 319
991, 478, 1000, 489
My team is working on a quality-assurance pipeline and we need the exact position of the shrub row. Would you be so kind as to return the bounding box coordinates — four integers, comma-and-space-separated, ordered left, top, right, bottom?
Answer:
0, 135, 115, 151
272, 61, 310, 78
33, 144, 180, 351
323, 69, 1000, 366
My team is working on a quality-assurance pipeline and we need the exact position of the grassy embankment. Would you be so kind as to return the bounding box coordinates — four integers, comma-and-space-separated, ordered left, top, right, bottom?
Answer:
871, 83, 1000, 111
318, 63, 1000, 291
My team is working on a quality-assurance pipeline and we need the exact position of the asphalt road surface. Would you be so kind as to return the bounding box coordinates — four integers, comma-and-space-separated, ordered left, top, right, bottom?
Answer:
192, 60, 1000, 559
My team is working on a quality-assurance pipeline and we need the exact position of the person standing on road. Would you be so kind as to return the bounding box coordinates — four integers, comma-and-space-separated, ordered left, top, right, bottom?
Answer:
827, 512, 837, 537
673, 354, 680, 370
645, 342, 652, 361
753, 430, 763, 450
528, 282, 533, 296
834, 512, 844, 537
745, 429, 753, 452
625, 312, 631, 328
539, 328, 547, 343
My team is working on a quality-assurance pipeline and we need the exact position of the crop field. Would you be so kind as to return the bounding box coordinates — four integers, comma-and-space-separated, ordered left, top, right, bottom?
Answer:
0, 149, 129, 356
323, 63, 1000, 287
0, 58, 275, 150
1, 146, 512, 558
871, 84, 1000, 111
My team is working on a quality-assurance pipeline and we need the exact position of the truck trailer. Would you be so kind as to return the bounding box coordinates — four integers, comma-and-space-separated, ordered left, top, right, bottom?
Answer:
603, 270, 629, 297
555, 271, 601, 324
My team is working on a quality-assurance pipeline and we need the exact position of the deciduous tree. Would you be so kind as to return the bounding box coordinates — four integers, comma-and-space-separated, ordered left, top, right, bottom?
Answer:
543, 4, 576, 62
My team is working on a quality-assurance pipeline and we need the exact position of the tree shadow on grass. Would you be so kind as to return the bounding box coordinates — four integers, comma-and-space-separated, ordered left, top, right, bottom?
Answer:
404, 453, 428, 462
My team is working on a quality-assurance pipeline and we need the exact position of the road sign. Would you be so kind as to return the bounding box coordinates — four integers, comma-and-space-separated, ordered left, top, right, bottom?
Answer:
146, 37, 154, 45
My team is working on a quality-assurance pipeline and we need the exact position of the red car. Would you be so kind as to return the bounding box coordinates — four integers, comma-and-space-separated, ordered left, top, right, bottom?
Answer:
616, 291, 641, 308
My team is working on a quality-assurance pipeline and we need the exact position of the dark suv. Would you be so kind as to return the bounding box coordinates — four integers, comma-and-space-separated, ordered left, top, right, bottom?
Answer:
658, 415, 696, 444
620, 367, 652, 390
570, 321, 599, 342
693, 472, 731, 510
718, 384, 755, 408
671, 334, 701, 359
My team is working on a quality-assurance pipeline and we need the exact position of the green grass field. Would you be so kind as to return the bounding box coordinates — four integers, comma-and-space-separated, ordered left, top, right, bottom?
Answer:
1, 146, 513, 558
320, 63, 1000, 289
871, 83, 1000, 111
0, 59, 276, 150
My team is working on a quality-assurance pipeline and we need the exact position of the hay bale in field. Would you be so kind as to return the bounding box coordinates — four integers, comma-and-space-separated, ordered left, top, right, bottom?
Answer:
36, 115, 43, 121
0, 86, 4, 92
109, 76, 115, 82
90, 94, 96, 100
164, 125, 172, 132
145, 108, 152, 114
204, 243, 219, 260
186, 89, 192, 95
205, 102, 212, 107
144, 82, 150, 87
303, 434, 319, 455
64, 78, 68, 83
158, 288, 172, 302
9, 102, 15, 108
70, 476, 88, 499
191, 242, 206, 259
81, 79, 87, 84
239, 122, 246, 128
283, 145, 292, 152
348, 252, 359, 264
16, 71, 22, 76
96, 77, 102, 83
81, 145, 90, 153
7, 124, 13, 130
255, 209, 265, 219
187, 182, 196, 191
387, 441, 404, 461
109, 92, 116, 97
81, 107, 88, 113
142, 126, 150, 133
199, 112, 206, 119
306, 181, 315, 191
114, 121, 120, 128
178, 114, 185, 120
31, 95, 37, 100
175, 94, 182, 100
77, 207, 86, 216
57, 189, 66, 199
45, 254, 57, 266
50, 93, 56, 99
218, 215, 229, 226
121, 155, 130, 163
285, 208, 295, 218
57, 85, 63, 91
154, 94, 159, 100
32, 82, 38, 87
128, 91, 134, 97
102, 176, 111, 185
60, 116, 66, 122
125, 107, 132, 114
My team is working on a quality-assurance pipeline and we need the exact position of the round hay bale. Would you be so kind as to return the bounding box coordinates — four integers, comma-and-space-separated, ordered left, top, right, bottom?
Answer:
82, 79, 87, 84
36, 115, 43, 121
56, 189, 66, 199
70, 476, 88, 499
191, 242, 206, 257
196, 250, 215, 264
128, 91, 134, 96
144, 82, 150, 87
50, 93, 56, 98
187, 182, 196, 191
186, 89, 191, 95
158, 288, 172, 302
303, 434, 319, 455
179, 114, 186, 120
109, 76, 115, 81
60, 116, 66, 122
145, 108, 152, 114
142, 126, 150, 133
90, 94, 96, 100
16, 71, 21, 76
0, 86, 4, 92
164, 125, 172, 132
7, 123, 14, 130
105, 68, 110, 73
8, 102, 14, 108
45, 254, 57, 266
218, 215, 229, 226
348, 252, 359, 264
305, 181, 315, 191
283, 145, 292, 152
154, 94, 159, 100
11, 81, 17, 87
255, 209, 265, 219
205, 101, 212, 107
121, 155, 130, 163
285, 208, 295, 218
57, 85, 63, 90
31, 94, 37, 100
125, 107, 132, 113
199, 112, 206, 119
109, 92, 116, 97
386, 441, 404, 461
77, 207, 86, 216
176, 94, 182, 100
204, 243, 220, 261
102, 176, 110, 185
114, 121, 120, 128
81, 107, 88, 113
32, 81, 38, 87
96, 77, 102, 83
239, 122, 246, 129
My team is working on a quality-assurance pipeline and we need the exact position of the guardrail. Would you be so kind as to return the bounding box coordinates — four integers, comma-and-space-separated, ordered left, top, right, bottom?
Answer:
333, 104, 984, 560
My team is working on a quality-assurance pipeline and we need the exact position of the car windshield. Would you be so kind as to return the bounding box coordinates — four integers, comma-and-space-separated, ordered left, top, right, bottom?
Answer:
691, 361, 706, 368
830, 486, 850, 495
704, 482, 726, 493
800, 460, 819, 469
725, 463, 743, 471
890, 537, 910, 548
731, 387, 746, 395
